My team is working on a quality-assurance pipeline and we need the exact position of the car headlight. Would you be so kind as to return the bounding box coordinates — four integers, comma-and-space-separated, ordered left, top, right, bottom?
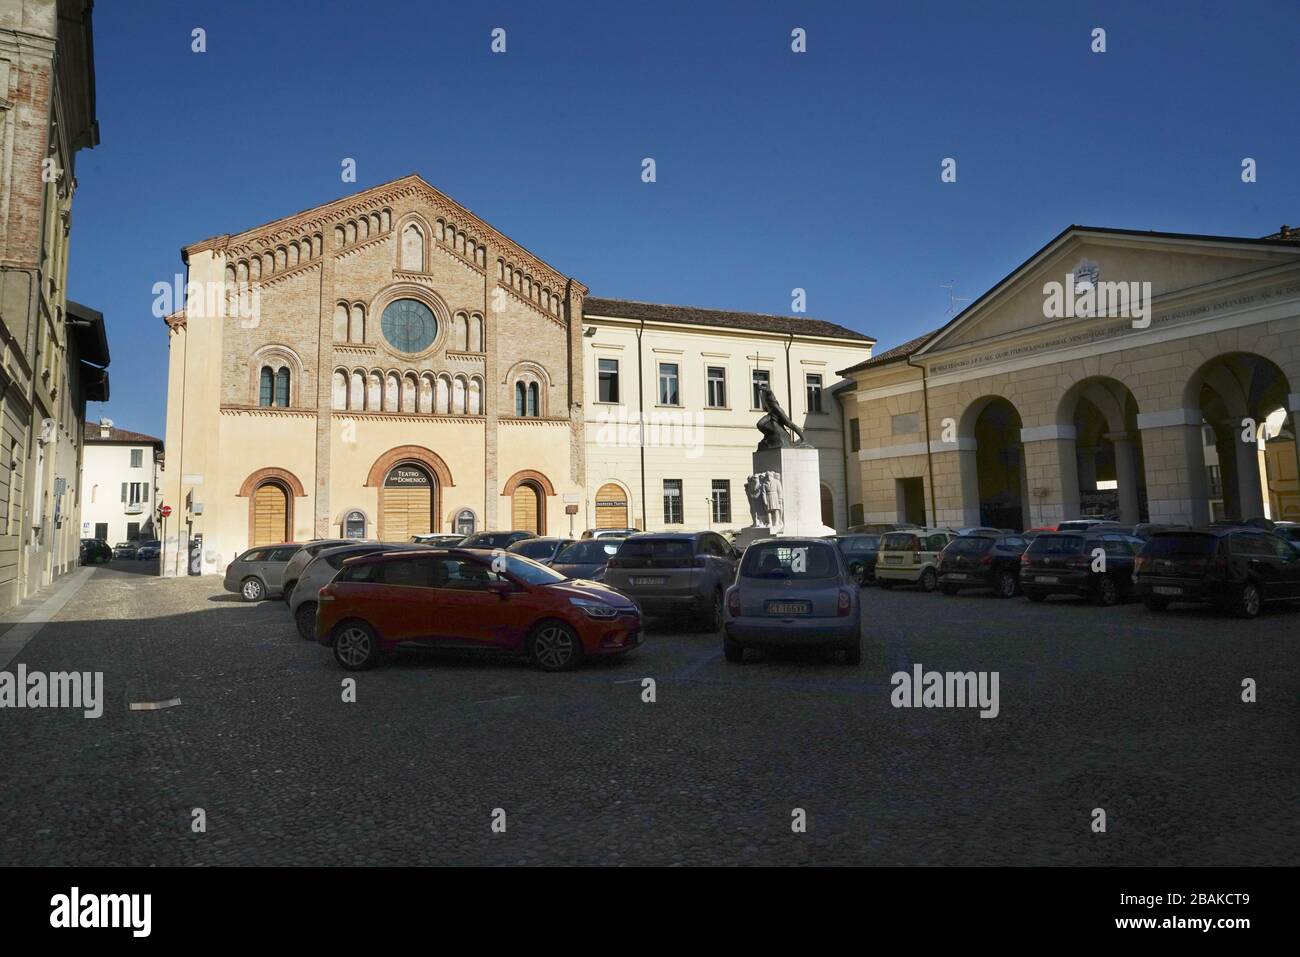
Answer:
569, 597, 618, 618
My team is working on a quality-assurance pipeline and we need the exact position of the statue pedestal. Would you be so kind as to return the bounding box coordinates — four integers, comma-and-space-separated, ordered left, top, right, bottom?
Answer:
734, 445, 836, 550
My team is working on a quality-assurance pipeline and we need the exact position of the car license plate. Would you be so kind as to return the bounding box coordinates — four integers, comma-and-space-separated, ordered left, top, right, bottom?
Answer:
1153, 586, 1182, 596
630, 576, 666, 586
948, 573, 968, 580
766, 601, 811, 615
885, 555, 902, 564
1037, 575, 1060, 584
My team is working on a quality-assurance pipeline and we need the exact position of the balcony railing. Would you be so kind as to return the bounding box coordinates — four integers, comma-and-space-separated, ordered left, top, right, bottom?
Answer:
124, 502, 145, 515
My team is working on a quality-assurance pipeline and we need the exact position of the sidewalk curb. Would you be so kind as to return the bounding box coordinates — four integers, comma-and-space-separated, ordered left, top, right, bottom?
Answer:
0, 566, 96, 670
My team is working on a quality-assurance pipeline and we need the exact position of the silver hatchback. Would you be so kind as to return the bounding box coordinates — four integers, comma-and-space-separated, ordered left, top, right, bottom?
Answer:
723, 538, 860, 664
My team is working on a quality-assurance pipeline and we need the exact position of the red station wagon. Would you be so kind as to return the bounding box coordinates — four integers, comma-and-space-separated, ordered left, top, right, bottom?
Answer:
314, 548, 643, 671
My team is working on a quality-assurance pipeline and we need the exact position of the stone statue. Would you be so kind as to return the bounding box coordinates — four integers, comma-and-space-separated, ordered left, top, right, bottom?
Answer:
744, 473, 764, 525
756, 385, 810, 451
761, 470, 785, 533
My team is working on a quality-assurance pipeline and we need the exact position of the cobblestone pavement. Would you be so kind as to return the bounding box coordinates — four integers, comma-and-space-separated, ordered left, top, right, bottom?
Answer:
1, 562, 1296, 866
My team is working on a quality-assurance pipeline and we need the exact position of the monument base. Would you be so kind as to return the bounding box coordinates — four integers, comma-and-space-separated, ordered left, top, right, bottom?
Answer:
735, 445, 836, 549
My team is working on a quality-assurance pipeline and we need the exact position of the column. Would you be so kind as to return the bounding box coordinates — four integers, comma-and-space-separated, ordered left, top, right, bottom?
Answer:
1105, 431, 1141, 524
956, 444, 982, 527
1228, 418, 1265, 519
1136, 409, 1209, 526
1019, 425, 1080, 527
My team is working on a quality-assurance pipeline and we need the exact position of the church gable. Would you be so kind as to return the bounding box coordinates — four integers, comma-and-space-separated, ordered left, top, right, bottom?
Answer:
920, 229, 1300, 356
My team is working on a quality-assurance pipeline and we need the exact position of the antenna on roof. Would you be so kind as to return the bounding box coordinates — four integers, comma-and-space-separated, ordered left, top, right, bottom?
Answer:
940, 281, 970, 316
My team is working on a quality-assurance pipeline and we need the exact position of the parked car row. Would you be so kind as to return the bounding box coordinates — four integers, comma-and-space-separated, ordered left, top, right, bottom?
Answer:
79, 538, 160, 564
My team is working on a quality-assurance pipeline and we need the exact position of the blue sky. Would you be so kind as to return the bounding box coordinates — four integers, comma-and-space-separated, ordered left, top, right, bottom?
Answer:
71, 0, 1300, 437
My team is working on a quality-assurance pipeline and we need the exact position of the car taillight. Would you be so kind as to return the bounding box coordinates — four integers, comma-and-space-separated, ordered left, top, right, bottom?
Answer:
1134, 556, 1149, 573
837, 589, 852, 616
1020, 553, 1030, 564
912, 552, 921, 563
727, 590, 740, 615
319, 584, 336, 602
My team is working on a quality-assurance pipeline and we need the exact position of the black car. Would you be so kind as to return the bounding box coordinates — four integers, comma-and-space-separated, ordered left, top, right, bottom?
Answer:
1133, 527, 1300, 618
938, 533, 1029, 598
831, 534, 880, 585
460, 530, 537, 550
80, 538, 112, 565
507, 536, 572, 565
1019, 531, 1142, 605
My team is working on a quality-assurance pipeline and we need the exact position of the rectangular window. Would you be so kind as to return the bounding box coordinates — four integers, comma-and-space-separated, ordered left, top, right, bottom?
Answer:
597, 358, 620, 403
751, 369, 771, 409
706, 366, 727, 408
849, 417, 861, 452
711, 479, 731, 524
658, 363, 680, 406
663, 479, 683, 524
126, 482, 147, 506
130, 449, 143, 468
891, 412, 921, 435
805, 373, 823, 413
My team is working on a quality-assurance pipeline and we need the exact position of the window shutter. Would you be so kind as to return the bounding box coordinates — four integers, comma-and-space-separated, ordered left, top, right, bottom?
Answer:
121, 483, 127, 502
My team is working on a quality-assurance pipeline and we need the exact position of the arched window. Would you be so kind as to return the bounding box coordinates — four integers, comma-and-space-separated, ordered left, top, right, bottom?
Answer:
259, 367, 274, 406
401, 222, 424, 271
515, 381, 526, 416
274, 367, 290, 407
527, 382, 540, 417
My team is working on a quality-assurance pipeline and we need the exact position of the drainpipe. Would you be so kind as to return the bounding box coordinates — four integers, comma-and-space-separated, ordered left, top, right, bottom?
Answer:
906, 354, 938, 525
636, 318, 646, 530
784, 333, 794, 413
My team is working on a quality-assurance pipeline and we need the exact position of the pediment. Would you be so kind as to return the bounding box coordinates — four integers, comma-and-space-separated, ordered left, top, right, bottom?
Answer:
918, 228, 1300, 357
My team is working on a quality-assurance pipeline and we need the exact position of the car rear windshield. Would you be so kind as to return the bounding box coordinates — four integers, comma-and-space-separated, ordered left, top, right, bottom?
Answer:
880, 532, 919, 551
618, 539, 694, 560
947, 537, 994, 555
1143, 533, 1217, 558
741, 542, 840, 580
512, 539, 560, 559
556, 541, 619, 563
1027, 535, 1085, 556
325, 547, 383, 570
836, 536, 879, 554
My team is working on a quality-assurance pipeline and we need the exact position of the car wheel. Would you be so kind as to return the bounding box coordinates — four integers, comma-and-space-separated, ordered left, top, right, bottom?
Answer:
841, 644, 861, 666
919, 568, 938, 592
1234, 582, 1262, 619
705, 590, 724, 632
1025, 588, 1047, 602
1143, 597, 1170, 612
939, 584, 960, 596
294, 601, 318, 641
240, 577, 265, 602
528, 621, 582, 672
723, 633, 745, 663
1094, 576, 1119, 607
332, 620, 380, 670
995, 571, 1018, 599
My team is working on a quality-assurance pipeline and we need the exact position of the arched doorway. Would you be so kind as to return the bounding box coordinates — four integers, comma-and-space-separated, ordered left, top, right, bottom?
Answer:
594, 482, 629, 529
959, 396, 1026, 530
379, 463, 436, 541
1186, 353, 1294, 521
1058, 377, 1147, 523
252, 482, 289, 546
511, 482, 542, 534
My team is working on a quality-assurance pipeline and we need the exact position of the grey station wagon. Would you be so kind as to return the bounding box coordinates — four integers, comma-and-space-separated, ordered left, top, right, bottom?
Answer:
223, 544, 301, 601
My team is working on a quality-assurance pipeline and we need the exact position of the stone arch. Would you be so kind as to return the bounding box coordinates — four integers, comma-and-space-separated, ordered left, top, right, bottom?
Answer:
238, 466, 307, 498
955, 394, 1027, 530
365, 446, 454, 489
502, 468, 556, 497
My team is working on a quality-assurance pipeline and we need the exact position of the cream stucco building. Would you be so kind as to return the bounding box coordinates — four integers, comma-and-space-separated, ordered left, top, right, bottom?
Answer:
78, 421, 162, 545
838, 224, 1300, 531
159, 176, 871, 575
